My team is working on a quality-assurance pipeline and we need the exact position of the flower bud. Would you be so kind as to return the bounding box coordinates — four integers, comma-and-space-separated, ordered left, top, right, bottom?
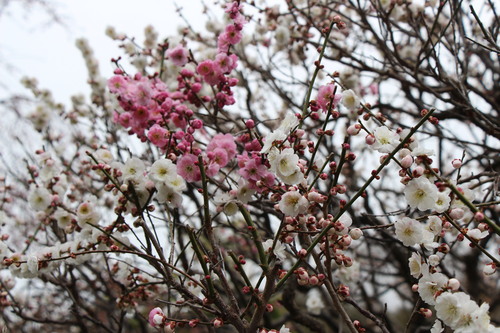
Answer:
418, 308, 432, 318
213, 318, 223, 328
483, 263, 496, 276
400, 155, 413, 169
365, 134, 375, 145
349, 228, 363, 240
451, 159, 462, 169
447, 278, 460, 291
449, 208, 465, 220
347, 124, 361, 136
474, 211, 484, 221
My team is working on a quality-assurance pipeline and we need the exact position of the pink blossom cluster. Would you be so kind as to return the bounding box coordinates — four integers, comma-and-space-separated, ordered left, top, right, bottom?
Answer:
108, 1, 247, 162
108, 72, 204, 152
195, 1, 246, 107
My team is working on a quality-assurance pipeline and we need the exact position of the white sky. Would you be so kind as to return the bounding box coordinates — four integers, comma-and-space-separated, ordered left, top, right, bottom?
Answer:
0, 0, 206, 104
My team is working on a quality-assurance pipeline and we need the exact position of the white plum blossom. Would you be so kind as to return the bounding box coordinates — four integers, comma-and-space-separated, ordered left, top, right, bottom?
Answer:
408, 252, 424, 278
269, 148, 305, 185
275, 25, 290, 46
156, 184, 183, 207
418, 271, 448, 305
121, 157, 146, 183
466, 228, 489, 242
94, 148, 114, 164
260, 113, 299, 154
435, 292, 471, 328
341, 89, 360, 110
262, 239, 287, 261
26, 255, 39, 276
335, 214, 353, 236
149, 158, 177, 184
395, 217, 424, 247
279, 191, 308, 216
434, 190, 451, 213
261, 130, 287, 154
404, 177, 439, 211
425, 216, 443, 236
166, 175, 187, 192
236, 179, 255, 203
428, 254, 441, 266
53, 208, 73, 229
435, 292, 492, 332
76, 201, 101, 228
430, 320, 444, 333
28, 185, 52, 211
38, 156, 60, 181
371, 126, 400, 153
278, 112, 299, 134
306, 288, 325, 315
213, 192, 239, 216
279, 325, 290, 333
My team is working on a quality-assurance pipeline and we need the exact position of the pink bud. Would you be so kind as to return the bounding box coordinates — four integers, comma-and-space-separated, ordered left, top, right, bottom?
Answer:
452, 159, 462, 169
365, 134, 375, 145
266, 304, 274, 312
148, 307, 164, 327
309, 275, 319, 285
400, 155, 413, 169
191, 119, 203, 129
412, 166, 424, 177
338, 284, 350, 297
449, 208, 465, 220
419, 308, 432, 318
347, 124, 361, 136
483, 263, 496, 276
474, 211, 484, 221
245, 119, 255, 129
213, 318, 223, 328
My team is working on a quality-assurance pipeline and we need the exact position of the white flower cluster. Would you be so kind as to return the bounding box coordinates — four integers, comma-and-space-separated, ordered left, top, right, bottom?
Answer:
408, 253, 499, 332
148, 158, 186, 208
3, 229, 111, 279
213, 180, 255, 216
260, 113, 299, 154
268, 148, 305, 185
75, 38, 107, 103
394, 216, 439, 249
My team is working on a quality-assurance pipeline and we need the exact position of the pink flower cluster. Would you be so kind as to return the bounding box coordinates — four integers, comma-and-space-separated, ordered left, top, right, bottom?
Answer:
108, 1, 247, 158
108, 71, 205, 153
315, 83, 342, 112
236, 137, 275, 192
195, 1, 246, 107
176, 134, 238, 182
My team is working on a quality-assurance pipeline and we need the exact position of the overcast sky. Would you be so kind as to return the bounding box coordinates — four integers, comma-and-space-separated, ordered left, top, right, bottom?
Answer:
0, 0, 206, 104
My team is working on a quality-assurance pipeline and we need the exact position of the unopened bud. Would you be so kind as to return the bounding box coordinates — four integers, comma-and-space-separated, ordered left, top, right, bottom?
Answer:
418, 308, 432, 318
447, 278, 460, 291
483, 263, 496, 276
451, 159, 462, 169
365, 134, 375, 145
449, 208, 465, 220
349, 228, 363, 240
